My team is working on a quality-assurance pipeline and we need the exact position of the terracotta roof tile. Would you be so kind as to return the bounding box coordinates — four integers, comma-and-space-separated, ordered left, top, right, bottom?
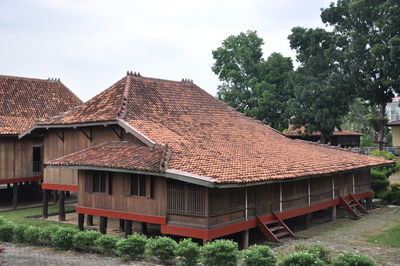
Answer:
284, 125, 362, 136
38, 73, 391, 184
0, 75, 82, 135
46, 142, 167, 173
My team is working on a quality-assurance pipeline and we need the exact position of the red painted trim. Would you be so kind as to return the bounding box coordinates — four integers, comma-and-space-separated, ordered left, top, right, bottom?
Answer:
76, 206, 167, 225
0, 176, 43, 185
42, 183, 78, 192
161, 191, 373, 240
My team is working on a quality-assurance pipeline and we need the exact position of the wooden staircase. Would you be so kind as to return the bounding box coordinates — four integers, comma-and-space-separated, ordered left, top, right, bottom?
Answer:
256, 212, 295, 243
339, 194, 368, 218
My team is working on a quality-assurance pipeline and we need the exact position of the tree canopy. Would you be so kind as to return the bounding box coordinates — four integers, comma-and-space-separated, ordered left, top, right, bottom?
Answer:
212, 31, 294, 131
321, 0, 400, 149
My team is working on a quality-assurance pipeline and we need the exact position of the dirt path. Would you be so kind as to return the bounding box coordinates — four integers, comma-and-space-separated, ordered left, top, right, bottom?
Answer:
274, 207, 400, 266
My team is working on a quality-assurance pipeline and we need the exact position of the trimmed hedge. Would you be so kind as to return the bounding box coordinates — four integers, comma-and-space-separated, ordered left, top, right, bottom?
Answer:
94, 234, 119, 255
116, 234, 148, 261
51, 227, 78, 250
23, 226, 41, 245
202, 240, 239, 266
146, 236, 177, 264
279, 252, 324, 266
176, 238, 201, 266
13, 224, 28, 243
243, 245, 276, 266
332, 252, 377, 266
73, 230, 102, 250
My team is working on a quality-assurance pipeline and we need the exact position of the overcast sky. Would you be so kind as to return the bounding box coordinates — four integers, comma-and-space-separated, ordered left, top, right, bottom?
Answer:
0, 0, 332, 101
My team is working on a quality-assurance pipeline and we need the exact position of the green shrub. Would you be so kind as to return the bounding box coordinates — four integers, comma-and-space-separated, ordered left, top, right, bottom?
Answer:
73, 230, 102, 250
243, 245, 277, 266
307, 244, 331, 264
0, 217, 7, 226
371, 150, 399, 177
13, 224, 28, 243
0, 221, 15, 242
279, 252, 324, 266
371, 169, 390, 195
202, 239, 239, 266
95, 234, 120, 255
176, 238, 200, 266
382, 190, 400, 205
38, 225, 60, 243
332, 252, 377, 266
146, 236, 177, 264
23, 226, 41, 245
116, 234, 148, 261
51, 227, 78, 250
391, 183, 400, 192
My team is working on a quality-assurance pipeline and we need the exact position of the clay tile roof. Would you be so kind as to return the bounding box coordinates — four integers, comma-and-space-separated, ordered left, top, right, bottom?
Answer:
46, 142, 167, 173
0, 75, 82, 135
387, 120, 400, 126
39, 73, 391, 184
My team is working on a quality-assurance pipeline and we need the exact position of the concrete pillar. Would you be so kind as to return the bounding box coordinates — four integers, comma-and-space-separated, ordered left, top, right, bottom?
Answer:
58, 191, 66, 221
87, 215, 94, 226
125, 220, 132, 237
141, 222, 148, 235
12, 183, 18, 210
78, 213, 85, 231
331, 206, 337, 221
242, 229, 249, 249
305, 213, 312, 229
42, 189, 49, 219
100, 216, 108, 234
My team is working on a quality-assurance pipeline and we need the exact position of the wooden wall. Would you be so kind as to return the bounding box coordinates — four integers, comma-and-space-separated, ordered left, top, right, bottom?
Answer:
166, 168, 372, 229
0, 136, 43, 181
44, 126, 141, 186
78, 171, 167, 217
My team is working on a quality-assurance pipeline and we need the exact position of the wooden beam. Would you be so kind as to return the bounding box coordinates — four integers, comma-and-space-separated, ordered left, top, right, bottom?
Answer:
79, 128, 93, 142
111, 126, 123, 140
42, 189, 49, 219
141, 222, 148, 235
55, 130, 65, 142
242, 229, 249, 249
119, 219, 125, 231
58, 191, 66, 221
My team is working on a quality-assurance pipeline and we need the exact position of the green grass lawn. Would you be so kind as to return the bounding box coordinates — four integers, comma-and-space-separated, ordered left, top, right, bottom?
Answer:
0, 205, 75, 228
368, 224, 400, 248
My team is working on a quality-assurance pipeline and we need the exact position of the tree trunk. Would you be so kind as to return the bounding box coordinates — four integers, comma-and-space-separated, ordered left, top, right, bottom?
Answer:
377, 103, 386, 151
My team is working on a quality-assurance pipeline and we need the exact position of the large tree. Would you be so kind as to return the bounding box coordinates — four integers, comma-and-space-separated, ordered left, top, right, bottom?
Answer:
321, 0, 400, 150
212, 31, 294, 131
287, 27, 355, 143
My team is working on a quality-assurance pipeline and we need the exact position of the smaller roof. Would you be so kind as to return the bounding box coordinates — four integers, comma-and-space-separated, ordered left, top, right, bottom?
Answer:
284, 126, 362, 137
387, 120, 400, 126
45, 142, 169, 173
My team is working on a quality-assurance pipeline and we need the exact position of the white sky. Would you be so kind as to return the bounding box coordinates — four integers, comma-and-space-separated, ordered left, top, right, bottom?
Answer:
0, 0, 332, 101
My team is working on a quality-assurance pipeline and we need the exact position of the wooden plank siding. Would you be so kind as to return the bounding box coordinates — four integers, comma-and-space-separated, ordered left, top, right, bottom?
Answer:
0, 136, 43, 182
44, 126, 141, 186
78, 171, 167, 217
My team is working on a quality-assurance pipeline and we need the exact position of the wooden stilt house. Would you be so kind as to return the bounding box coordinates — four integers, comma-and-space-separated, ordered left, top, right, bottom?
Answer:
22, 72, 391, 244
0, 75, 82, 208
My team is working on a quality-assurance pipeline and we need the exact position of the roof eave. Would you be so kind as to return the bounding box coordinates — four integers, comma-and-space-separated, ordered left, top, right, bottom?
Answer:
116, 119, 155, 147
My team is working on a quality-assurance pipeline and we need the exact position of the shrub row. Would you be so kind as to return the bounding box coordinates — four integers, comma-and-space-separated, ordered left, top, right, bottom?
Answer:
0, 217, 377, 265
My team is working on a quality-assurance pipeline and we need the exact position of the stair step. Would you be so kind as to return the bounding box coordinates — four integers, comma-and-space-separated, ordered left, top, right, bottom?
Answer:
275, 231, 290, 238
349, 203, 359, 208
268, 226, 284, 232
265, 220, 279, 225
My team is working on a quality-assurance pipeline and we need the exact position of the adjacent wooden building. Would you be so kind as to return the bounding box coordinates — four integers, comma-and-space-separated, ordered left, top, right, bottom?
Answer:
22, 72, 390, 245
0, 75, 82, 208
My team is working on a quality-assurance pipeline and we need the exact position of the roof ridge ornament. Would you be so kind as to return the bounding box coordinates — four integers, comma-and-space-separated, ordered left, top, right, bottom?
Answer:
181, 78, 193, 83
117, 73, 132, 119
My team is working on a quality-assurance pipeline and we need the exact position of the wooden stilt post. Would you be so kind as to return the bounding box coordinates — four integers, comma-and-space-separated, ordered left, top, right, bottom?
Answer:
42, 189, 49, 218
119, 219, 125, 231
12, 182, 18, 210
305, 213, 312, 229
78, 213, 85, 231
87, 215, 94, 226
141, 222, 148, 235
242, 229, 249, 249
125, 220, 133, 237
66, 191, 70, 198
53, 190, 59, 204
7, 183, 10, 189
100, 217, 108, 234
331, 206, 337, 221
58, 191, 66, 221
366, 197, 372, 210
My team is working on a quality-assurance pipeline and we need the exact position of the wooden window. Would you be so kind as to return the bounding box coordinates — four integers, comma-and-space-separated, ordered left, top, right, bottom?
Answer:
129, 174, 152, 198
32, 146, 42, 173
167, 180, 206, 216
87, 171, 112, 194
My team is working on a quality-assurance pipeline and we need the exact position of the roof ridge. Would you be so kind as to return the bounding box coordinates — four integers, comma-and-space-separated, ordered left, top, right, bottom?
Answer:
0, 74, 54, 82
117, 73, 132, 119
